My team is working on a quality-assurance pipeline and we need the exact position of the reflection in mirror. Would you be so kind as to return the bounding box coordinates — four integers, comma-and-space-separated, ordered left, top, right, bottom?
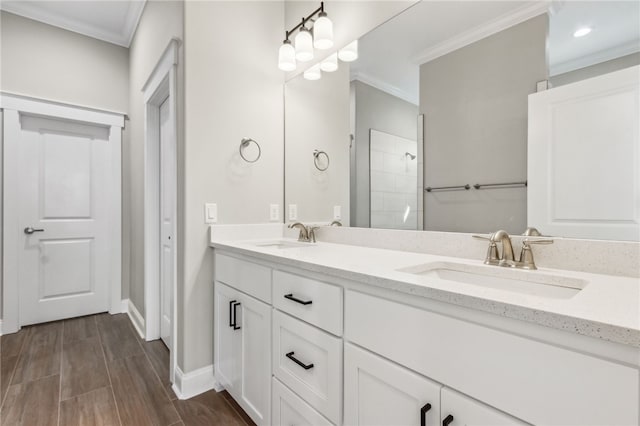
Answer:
284, 1, 640, 240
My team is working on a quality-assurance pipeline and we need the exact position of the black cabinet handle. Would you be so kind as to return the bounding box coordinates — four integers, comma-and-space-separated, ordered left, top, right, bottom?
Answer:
420, 403, 432, 426
232, 302, 241, 330
285, 351, 314, 370
284, 293, 312, 305
229, 300, 236, 327
442, 414, 454, 426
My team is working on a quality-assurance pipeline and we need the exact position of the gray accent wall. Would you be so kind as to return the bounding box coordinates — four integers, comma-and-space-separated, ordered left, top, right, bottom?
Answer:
351, 80, 418, 227
419, 15, 548, 234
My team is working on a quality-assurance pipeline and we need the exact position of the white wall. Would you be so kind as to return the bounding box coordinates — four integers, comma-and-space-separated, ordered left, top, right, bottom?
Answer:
126, 0, 184, 326
183, 1, 284, 372
0, 11, 129, 318
0, 11, 129, 112
285, 65, 351, 224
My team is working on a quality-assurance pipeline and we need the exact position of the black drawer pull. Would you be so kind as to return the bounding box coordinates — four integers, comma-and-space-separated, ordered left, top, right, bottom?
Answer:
232, 302, 241, 330
229, 300, 236, 327
443, 414, 454, 426
284, 293, 313, 305
285, 351, 314, 370
420, 403, 432, 426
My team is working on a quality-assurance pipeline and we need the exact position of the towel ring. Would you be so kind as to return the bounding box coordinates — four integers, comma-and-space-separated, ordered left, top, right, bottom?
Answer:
239, 138, 261, 163
313, 149, 330, 171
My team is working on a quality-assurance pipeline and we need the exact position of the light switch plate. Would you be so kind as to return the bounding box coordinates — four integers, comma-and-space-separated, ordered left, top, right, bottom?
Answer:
270, 204, 280, 221
288, 204, 298, 221
205, 203, 217, 224
333, 205, 341, 220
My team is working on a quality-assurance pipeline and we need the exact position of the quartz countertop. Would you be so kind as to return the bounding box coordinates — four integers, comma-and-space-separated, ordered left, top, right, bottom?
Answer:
210, 237, 640, 347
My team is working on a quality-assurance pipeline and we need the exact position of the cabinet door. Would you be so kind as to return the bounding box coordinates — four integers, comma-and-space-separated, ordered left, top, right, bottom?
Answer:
272, 377, 333, 426
440, 388, 528, 426
214, 282, 242, 396
344, 343, 441, 426
237, 293, 271, 426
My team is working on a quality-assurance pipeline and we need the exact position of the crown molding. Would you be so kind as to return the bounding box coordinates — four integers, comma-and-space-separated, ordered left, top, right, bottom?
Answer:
412, 1, 549, 65
550, 40, 640, 76
351, 71, 419, 106
0, 1, 146, 47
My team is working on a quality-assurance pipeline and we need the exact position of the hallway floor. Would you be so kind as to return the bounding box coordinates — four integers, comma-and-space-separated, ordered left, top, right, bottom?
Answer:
0, 313, 254, 426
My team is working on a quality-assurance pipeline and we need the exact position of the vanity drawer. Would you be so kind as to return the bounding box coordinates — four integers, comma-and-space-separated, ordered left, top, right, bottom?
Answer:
215, 253, 271, 303
272, 310, 342, 424
345, 290, 639, 426
273, 270, 343, 335
272, 377, 333, 426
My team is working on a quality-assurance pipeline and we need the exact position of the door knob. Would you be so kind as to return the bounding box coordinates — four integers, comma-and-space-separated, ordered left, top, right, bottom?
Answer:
24, 227, 45, 235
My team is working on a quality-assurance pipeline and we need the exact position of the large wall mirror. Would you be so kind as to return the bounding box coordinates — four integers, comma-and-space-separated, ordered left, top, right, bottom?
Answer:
284, 1, 640, 241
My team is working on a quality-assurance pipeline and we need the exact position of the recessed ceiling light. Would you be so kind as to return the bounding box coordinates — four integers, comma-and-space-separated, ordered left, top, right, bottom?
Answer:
573, 27, 592, 38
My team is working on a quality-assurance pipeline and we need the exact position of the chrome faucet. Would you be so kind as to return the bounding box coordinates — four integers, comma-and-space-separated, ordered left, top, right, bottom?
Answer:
473, 229, 553, 270
330, 220, 342, 227
288, 222, 309, 242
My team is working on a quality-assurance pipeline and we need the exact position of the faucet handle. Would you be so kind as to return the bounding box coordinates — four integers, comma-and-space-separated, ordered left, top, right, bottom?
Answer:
307, 226, 320, 243
472, 234, 491, 241
519, 238, 553, 270
473, 234, 500, 265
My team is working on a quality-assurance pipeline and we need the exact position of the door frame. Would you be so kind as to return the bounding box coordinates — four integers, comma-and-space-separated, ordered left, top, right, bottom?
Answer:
142, 38, 180, 384
1, 92, 124, 334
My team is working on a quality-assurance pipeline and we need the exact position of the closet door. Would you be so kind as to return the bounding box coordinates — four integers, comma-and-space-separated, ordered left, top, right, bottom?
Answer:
344, 343, 441, 426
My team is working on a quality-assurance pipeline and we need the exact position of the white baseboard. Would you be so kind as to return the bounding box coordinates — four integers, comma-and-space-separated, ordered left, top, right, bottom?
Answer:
120, 299, 128, 314
0, 320, 3, 336
123, 299, 145, 339
172, 364, 218, 400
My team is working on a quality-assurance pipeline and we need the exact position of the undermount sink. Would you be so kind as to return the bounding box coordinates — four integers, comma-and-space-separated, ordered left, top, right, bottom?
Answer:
397, 261, 587, 299
254, 240, 311, 249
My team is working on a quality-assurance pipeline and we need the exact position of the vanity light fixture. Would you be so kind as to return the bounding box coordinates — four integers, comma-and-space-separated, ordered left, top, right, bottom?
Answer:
278, 2, 333, 71
338, 40, 358, 62
573, 27, 592, 37
320, 53, 338, 72
304, 63, 322, 80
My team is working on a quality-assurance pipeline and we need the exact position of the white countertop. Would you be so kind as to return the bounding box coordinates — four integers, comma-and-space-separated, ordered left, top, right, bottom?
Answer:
210, 237, 640, 347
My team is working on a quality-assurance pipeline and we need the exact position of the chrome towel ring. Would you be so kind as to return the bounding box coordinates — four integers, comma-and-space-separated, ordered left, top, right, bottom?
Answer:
239, 137, 261, 163
313, 149, 329, 171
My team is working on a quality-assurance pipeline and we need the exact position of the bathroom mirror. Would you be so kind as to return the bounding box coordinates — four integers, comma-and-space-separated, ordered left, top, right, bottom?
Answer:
284, 0, 640, 240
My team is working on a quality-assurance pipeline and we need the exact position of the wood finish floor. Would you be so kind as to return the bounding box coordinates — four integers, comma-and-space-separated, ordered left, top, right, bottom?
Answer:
0, 313, 254, 426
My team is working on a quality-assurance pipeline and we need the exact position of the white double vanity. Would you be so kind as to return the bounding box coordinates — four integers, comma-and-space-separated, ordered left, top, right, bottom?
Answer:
211, 226, 639, 426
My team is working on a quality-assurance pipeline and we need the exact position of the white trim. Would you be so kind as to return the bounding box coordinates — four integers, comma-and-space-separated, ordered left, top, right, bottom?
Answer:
125, 299, 146, 339
0, 1, 146, 48
142, 38, 180, 389
351, 72, 418, 106
0, 92, 125, 128
1, 95, 123, 334
412, 1, 549, 65
120, 299, 129, 314
172, 365, 218, 400
550, 41, 640, 77
0, 320, 3, 337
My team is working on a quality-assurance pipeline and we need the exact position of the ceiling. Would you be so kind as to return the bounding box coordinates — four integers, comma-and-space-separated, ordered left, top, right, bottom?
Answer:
0, 0, 146, 47
351, 0, 640, 105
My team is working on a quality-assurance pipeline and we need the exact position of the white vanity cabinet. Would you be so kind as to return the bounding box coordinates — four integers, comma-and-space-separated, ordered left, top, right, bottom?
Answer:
440, 387, 528, 426
214, 254, 272, 426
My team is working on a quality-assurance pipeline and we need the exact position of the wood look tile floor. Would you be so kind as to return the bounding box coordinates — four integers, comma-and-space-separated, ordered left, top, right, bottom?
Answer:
0, 313, 254, 426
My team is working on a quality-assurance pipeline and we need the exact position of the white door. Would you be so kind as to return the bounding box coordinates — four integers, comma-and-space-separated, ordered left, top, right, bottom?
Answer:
18, 115, 113, 325
214, 282, 242, 395
344, 342, 442, 426
528, 65, 640, 241
159, 97, 175, 348
238, 292, 271, 426
440, 387, 527, 426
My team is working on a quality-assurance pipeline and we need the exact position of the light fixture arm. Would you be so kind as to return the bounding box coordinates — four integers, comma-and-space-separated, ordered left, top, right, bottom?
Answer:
285, 2, 325, 41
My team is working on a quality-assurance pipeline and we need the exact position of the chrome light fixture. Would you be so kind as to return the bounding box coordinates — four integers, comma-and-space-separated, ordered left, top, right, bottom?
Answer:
278, 2, 333, 71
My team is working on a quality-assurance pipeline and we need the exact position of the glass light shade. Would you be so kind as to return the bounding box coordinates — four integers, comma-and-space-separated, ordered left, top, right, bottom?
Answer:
278, 41, 296, 71
320, 53, 338, 72
338, 40, 358, 62
303, 63, 322, 81
295, 28, 314, 62
313, 13, 333, 50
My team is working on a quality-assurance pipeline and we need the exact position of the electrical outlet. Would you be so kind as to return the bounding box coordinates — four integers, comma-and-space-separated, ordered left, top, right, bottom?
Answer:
288, 204, 298, 221
333, 205, 341, 220
205, 203, 217, 224
270, 204, 280, 221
